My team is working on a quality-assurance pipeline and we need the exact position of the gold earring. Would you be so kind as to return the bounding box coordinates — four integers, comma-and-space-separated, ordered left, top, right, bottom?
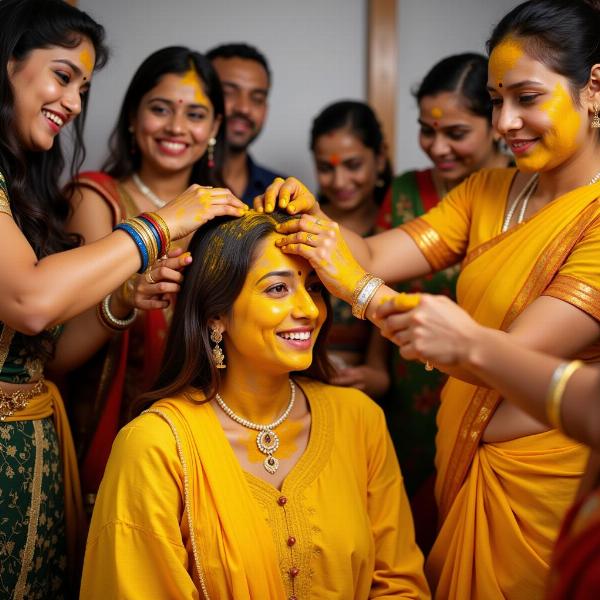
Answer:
592, 104, 600, 129
210, 327, 226, 369
207, 137, 216, 168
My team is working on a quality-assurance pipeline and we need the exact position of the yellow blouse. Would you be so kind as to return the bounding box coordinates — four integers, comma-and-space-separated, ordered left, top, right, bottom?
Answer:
81, 378, 429, 599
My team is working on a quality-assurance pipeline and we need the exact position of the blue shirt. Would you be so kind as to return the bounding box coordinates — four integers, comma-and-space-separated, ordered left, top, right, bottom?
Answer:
241, 155, 285, 206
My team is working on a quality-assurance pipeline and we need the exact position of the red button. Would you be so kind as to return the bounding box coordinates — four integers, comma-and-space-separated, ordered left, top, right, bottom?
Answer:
277, 496, 287, 506
287, 536, 296, 547
289, 567, 300, 578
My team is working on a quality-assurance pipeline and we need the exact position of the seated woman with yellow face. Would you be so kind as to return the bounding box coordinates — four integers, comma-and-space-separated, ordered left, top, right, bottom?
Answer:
79, 210, 429, 599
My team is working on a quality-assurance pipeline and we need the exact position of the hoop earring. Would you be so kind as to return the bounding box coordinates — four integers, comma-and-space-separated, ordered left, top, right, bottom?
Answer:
207, 137, 216, 168
210, 327, 226, 369
592, 104, 600, 129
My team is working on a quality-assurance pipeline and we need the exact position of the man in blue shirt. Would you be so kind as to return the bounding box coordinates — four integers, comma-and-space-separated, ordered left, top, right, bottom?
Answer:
207, 43, 285, 206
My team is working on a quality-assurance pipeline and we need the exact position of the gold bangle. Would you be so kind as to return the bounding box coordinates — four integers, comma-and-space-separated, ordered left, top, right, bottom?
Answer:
146, 211, 171, 255
128, 218, 158, 265
545, 359, 583, 430
351, 274, 384, 320
97, 293, 138, 331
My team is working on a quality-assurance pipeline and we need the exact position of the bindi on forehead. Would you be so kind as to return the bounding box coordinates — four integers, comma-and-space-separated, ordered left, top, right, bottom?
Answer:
489, 37, 524, 89
328, 154, 341, 166
180, 68, 209, 105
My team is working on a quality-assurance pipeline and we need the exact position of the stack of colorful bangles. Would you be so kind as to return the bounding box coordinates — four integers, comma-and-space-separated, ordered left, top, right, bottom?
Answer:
97, 212, 172, 331
114, 211, 171, 273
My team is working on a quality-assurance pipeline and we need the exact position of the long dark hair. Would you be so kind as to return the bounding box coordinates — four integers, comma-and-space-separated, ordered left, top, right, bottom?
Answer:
487, 0, 600, 104
0, 0, 108, 258
136, 211, 333, 414
310, 100, 392, 205
415, 53, 492, 122
103, 46, 226, 187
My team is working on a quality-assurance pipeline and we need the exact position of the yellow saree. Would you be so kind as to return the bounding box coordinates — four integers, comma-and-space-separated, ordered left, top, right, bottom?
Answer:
402, 169, 600, 599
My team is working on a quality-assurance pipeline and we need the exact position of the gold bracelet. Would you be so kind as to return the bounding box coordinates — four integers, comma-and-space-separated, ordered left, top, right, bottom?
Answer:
351, 274, 384, 320
97, 293, 138, 331
545, 359, 583, 430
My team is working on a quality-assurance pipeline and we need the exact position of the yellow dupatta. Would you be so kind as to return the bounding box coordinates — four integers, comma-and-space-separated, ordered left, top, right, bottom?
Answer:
148, 394, 287, 599
435, 178, 600, 519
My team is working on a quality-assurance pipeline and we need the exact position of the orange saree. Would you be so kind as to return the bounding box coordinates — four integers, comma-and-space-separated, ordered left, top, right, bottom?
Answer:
402, 169, 600, 599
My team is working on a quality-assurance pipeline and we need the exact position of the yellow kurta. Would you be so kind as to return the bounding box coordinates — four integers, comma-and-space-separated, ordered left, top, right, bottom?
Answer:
402, 168, 600, 599
80, 377, 429, 599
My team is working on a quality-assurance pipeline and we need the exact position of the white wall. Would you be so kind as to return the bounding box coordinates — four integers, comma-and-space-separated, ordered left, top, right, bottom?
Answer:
78, 0, 521, 190
395, 0, 520, 173
78, 0, 366, 190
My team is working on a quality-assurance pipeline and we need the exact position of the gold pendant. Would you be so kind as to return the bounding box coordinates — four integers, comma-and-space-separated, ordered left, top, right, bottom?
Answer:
263, 455, 279, 474
257, 430, 280, 473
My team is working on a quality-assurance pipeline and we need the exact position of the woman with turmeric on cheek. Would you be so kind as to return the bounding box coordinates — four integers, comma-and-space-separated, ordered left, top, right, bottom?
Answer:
257, 1, 600, 597
80, 211, 429, 599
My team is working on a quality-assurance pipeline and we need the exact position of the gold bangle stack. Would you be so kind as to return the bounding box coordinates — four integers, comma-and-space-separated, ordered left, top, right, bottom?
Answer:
97, 293, 138, 331
145, 212, 171, 256
351, 273, 385, 320
545, 359, 583, 430
127, 218, 159, 265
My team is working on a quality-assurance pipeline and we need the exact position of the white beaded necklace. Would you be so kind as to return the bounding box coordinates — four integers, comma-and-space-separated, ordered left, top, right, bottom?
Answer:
215, 379, 296, 474
503, 169, 600, 233
502, 173, 539, 232
132, 173, 166, 208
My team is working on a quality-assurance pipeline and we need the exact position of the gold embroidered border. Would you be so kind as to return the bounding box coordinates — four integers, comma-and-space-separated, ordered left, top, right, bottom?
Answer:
14, 419, 44, 600
400, 218, 459, 271
0, 171, 11, 216
503, 203, 600, 327
439, 201, 600, 519
144, 409, 211, 600
0, 325, 15, 373
544, 274, 600, 322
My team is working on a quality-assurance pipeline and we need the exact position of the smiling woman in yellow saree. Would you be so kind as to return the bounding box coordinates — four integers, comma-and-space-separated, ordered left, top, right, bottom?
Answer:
258, 1, 600, 597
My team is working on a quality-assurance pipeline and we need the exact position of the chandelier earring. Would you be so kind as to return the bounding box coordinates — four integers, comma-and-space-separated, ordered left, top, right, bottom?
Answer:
207, 137, 217, 168
210, 327, 226, 369
592, 104, 600, 129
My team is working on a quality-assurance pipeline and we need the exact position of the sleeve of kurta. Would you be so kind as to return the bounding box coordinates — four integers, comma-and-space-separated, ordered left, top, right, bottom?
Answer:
80, 414, 199, 600
543, 214, 600, 321
400, 173, 476, 271
366, 405, 431, 599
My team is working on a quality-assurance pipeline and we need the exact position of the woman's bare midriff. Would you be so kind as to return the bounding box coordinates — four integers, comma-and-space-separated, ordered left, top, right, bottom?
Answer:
482, 397, 550, 443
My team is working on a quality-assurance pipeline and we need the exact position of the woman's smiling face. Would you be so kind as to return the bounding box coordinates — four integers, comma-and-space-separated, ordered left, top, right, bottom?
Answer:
488, 37, 588, 173
221, 233, 327, 375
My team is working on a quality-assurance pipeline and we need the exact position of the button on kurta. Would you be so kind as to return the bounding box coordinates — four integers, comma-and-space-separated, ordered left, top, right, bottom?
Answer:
287, 536, 296, 546
277, 495, 287, 506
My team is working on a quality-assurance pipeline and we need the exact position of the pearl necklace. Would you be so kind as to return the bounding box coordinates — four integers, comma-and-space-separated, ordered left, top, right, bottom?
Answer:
590, 170, 600, 186
502, 173, 539, 232
132, 173, 166, 208
503, 169, 600, 233
215, 379, 296, 474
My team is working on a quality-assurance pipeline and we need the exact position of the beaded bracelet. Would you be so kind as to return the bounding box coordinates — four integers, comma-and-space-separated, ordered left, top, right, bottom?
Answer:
545, 359, 583, 430
351, 274, 385, 320
97, 293, 138, 331
115, 222, 150, 273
